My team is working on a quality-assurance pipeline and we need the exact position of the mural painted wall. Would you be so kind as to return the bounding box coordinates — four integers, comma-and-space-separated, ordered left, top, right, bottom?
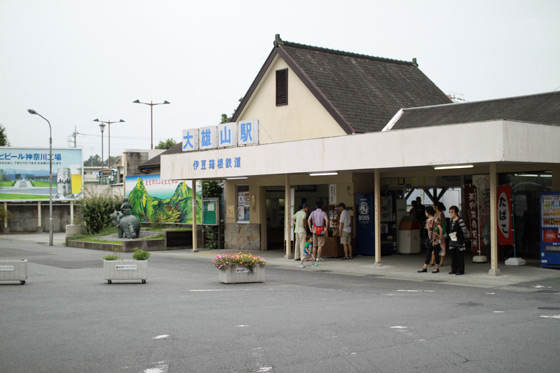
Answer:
125, 174, 202, 224
0, 147, 83, 201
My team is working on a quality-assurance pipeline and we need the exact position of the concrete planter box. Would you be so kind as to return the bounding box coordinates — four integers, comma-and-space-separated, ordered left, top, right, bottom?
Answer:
0, 259, 28, 285
219, 265, 265, 284
104, 260, 148, 284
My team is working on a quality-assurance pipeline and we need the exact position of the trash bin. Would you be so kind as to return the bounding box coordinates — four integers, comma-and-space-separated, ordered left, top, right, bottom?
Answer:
398, 216, 421, 254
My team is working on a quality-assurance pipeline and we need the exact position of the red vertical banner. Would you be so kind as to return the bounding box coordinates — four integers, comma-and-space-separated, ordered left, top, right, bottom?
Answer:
464, 185, 479, 254
497, 185, 514, 245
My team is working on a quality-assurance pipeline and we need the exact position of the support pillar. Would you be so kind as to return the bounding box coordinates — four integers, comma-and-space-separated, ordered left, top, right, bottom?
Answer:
192, 179, 198, 252
3, 202, 8, 232
37, 201, 43, 232
552, 166, 560, 192
488, 163, 500, 276
374, 169, 382, 265
284, 174, 292, 259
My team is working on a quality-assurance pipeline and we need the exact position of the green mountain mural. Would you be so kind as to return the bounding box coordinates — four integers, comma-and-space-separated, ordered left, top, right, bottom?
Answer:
128, 178, 202, 223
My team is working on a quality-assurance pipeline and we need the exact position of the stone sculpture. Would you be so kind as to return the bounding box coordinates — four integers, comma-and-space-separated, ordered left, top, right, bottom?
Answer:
110, 198, 140, 239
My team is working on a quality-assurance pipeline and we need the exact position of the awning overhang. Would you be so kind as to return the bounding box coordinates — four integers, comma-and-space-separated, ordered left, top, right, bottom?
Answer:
161, 120, 560, 180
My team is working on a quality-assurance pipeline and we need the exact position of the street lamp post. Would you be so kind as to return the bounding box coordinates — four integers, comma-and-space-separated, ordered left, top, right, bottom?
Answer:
27, 109, 53, 246
93, 119, 125, 171
132, 99, 170, 149
98, 123, 106, 184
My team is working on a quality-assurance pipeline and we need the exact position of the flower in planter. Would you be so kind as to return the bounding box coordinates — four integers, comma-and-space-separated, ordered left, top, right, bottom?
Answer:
213, 252, 266, 273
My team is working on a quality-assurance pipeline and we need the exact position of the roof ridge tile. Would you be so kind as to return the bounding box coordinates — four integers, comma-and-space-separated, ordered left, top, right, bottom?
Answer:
280, 39, 414, 67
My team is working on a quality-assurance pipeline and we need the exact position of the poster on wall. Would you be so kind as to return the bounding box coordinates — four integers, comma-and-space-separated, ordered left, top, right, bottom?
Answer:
125, 174, 201, 223
237, 189, 250, 222
0, 147, 83, 201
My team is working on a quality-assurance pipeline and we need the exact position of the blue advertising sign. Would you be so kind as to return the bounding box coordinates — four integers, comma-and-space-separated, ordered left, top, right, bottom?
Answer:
0, 147, 83, 201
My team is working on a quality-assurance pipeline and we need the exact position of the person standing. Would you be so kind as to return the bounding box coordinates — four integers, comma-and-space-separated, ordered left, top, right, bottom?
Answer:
432, 201, 447, 267
337, 202, 353, 259
417, 206, 441, 273
414, 197, 427, 244
291, 204, 309, 261
308, 201, 328, 263
448, 206, 468, 275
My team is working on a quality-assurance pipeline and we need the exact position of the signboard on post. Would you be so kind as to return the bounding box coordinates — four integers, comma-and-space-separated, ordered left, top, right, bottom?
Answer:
125, 174, 202, 224
202, 198, 219, 226
497, 185, 514, 246
0, 147, 83, 201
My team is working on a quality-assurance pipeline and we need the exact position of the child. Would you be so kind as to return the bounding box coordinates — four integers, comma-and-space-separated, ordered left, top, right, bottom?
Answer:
300, 236, 318, 268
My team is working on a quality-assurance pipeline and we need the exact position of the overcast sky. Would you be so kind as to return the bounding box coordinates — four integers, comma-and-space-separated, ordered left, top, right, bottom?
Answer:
1, 0, 559, 161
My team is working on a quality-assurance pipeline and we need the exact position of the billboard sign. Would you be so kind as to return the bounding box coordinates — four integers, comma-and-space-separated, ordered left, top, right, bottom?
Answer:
125, 174, 202, 224
0, 147, 83, 201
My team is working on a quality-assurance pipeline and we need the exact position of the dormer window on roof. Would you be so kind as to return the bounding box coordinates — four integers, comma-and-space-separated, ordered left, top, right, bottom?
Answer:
276, 68, 288, 106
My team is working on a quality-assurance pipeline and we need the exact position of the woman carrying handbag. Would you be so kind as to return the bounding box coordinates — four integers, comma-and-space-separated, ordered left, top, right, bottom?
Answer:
417, 206, 441, 273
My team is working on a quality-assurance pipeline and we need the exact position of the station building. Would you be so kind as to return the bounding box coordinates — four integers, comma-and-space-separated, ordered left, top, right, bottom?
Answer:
143, 35, 560, 276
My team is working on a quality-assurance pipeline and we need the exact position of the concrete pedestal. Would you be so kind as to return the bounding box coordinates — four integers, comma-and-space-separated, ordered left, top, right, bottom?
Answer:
505, 257, 526, 266
473, 255, 488, 263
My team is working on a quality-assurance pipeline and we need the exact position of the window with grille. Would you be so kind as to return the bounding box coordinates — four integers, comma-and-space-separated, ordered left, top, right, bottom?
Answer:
276, 69, 288, 106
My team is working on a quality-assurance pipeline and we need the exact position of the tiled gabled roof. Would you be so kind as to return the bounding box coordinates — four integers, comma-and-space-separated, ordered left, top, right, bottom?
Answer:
232, 35, 451, 133
386, 91, 560, 130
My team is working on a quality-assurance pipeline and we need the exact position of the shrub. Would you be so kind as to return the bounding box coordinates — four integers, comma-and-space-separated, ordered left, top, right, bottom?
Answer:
204, 226, 219, 250
76, 187, 122, 235
103, 254, 120, 260
132, 249, 150, 260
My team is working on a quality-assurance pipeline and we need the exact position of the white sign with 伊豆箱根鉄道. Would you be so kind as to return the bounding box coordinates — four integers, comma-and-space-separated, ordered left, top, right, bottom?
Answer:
182, 120, 258, 152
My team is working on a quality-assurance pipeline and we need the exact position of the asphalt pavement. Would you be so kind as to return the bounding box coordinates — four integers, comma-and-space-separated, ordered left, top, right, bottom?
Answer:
2, 232, 560, 372
2, 232, 559, 290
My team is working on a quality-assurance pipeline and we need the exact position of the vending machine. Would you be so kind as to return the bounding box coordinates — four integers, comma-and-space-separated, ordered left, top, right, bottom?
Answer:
355, 193, 374, 256
540, 192, 560, 268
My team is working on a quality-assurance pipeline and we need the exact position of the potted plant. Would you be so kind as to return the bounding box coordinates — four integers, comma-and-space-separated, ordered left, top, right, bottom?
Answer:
213, 252, 266, 284
0, 259, 28, 285
103, 249, 150, 284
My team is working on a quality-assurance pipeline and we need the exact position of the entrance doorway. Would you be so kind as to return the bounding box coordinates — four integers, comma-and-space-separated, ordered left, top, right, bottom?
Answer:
264, 184, 329, 250
265, 187, 285, 250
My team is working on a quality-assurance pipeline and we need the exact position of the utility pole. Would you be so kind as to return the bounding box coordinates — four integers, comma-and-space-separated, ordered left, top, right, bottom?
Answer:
70, 126, 79, 147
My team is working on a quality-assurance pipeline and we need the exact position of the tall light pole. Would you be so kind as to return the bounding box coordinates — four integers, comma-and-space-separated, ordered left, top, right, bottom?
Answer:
93, 119, 124, 170
132, 99, 170, 149
27, 109, 53, 246
98, 123, 106, 184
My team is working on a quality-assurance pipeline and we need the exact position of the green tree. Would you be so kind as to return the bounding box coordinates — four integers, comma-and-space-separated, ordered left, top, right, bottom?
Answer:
220, 113, 232, 124
155, 138, 177, 150
0, 124, 8, 146
220, 97, 243, 124
202, 180, 223, 198
85, 154, 102, 166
